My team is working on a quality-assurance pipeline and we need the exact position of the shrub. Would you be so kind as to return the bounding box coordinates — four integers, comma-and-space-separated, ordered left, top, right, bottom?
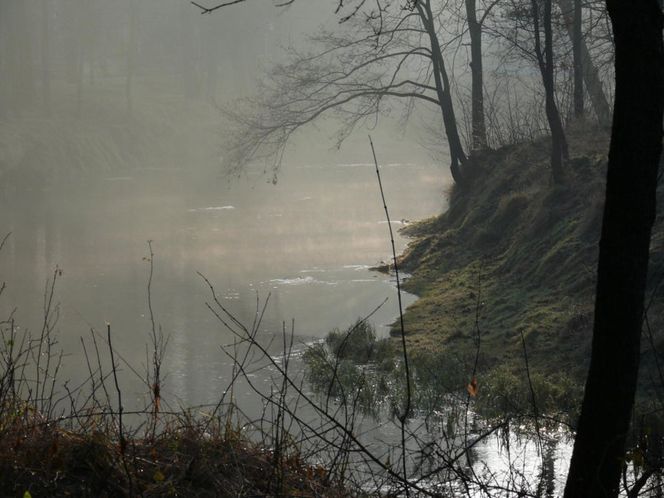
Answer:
326, 319, 377, 363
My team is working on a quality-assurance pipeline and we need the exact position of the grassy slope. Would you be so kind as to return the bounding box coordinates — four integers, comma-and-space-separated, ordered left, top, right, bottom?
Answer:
396, 125, 664, 399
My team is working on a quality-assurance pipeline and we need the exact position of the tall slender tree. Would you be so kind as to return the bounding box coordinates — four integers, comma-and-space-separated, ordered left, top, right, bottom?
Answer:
465, 0, 487, 151
416, 0, 468, 184
571, 0, 583, 118
217, 0, 472, 186
531, 0, 568, 183
563, 0, 664, 495
557, 0, 612, 126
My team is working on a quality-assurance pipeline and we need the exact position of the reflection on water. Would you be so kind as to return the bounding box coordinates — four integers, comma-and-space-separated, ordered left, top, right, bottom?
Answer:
0, 161, 446, 409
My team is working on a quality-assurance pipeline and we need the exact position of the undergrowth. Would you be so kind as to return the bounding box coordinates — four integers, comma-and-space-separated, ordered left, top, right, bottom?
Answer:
0, 409, 339, 498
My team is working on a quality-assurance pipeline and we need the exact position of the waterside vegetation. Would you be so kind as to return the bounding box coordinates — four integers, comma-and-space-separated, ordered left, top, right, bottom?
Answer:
397, 125, 664, 414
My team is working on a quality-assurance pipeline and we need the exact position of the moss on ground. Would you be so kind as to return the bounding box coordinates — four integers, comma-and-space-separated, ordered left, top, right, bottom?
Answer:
394, 124, 664, 413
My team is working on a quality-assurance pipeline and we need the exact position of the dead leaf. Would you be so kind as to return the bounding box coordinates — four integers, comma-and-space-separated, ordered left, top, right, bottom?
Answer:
467, 377, 478, 397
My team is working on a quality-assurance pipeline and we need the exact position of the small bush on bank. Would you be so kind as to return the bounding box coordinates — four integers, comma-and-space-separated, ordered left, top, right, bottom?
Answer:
325, 319, 377, 363
474, 364, 582, 426
303, 320, 399, 419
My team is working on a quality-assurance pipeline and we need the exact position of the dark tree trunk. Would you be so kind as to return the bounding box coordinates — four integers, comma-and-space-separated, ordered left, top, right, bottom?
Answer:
417, 0, 468, 185
465, 0, 487, 151
563, 1, 664, 496
572, 0, 583, 117
532, 0, 568, 184
438, 59, 468, 185
580, 41, 612, 127
557, 0, 612, 126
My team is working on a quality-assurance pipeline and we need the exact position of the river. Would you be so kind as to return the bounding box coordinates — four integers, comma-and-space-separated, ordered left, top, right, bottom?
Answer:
0, 155, 446, 410
0, 139, 580, 496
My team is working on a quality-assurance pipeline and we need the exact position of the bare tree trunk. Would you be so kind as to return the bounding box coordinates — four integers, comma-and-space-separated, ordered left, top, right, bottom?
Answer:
438, 59, 468, 185
418, 0, 468, 186
572, 0, 583, 117
557, 0, 612, 126
563, 1, 663, 496
465, 0, 487, 151
532, 0, 568, 184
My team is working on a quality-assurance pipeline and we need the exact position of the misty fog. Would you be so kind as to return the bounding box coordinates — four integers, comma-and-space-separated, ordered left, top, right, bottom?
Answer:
4, 0, 655, 496
0, 0, 447, 408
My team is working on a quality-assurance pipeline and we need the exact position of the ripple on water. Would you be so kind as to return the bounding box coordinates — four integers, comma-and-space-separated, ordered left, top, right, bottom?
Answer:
299, 268, 327, 274
342, 264, 371, 271
267, 276, 338, 286
187, 205, 235, 212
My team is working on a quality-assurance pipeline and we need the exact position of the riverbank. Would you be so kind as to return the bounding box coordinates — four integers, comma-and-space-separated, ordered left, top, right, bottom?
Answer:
395, 123, 664, 415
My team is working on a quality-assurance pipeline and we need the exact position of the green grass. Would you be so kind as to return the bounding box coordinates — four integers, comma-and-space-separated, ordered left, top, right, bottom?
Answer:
395, 124, 664, 415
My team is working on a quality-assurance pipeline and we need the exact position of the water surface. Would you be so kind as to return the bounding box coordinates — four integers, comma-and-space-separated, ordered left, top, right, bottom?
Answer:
0, 160, 447, 410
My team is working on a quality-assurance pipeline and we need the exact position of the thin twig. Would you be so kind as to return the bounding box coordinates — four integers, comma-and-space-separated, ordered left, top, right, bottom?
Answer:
107, 323, 133, 497
0, 232, 11, 253
369, 135, 412, 496
520, 330, 543, 455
